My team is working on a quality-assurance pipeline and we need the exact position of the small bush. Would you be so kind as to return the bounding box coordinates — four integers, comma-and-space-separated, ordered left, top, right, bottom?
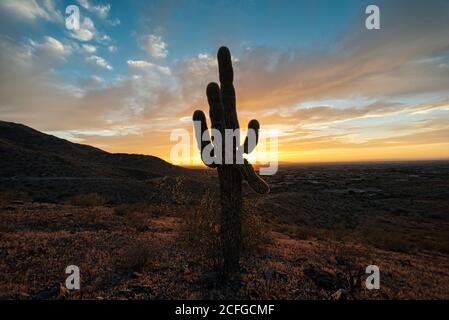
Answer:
115, 203, 170, 231
125, 210, 149, 231
417, 239, 449, 255
0, 191, 31, 204
180, 191, 271, 269
241, 203, 271, 254
80, 208, 106, 228
115, 203, 168, 218
273, 224, 331, 241
115, 241, 159, 272
66, 193, 106, 207
365, 231, 412, 253
180, 191, 221, 268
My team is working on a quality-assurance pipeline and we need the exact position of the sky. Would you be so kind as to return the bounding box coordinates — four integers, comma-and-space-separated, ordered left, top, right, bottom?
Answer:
0, 0, 449, 165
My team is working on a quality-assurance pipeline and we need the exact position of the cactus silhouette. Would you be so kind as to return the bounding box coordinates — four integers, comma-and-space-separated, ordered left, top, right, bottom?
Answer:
193, 46, 269, 278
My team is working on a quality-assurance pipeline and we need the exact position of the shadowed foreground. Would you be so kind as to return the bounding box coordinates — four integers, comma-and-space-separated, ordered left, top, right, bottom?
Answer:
0, 163, 449, 299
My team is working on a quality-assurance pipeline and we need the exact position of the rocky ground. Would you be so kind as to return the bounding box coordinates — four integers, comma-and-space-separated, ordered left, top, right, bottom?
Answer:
1, 200, 449, 299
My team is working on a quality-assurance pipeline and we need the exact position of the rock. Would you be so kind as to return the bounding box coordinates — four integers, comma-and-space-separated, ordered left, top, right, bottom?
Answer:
34, 286, 59, 300
264, 269, 274, 279
263, 269, 288, 281
303, 267, 344, 291
276, 270, 288, 280
331, 289, 351, 300
399, 259, 412, 267
200, 272, 221, 289
248, 288, 261, 299
129, 284, 153, 294
117, 289, 133, 298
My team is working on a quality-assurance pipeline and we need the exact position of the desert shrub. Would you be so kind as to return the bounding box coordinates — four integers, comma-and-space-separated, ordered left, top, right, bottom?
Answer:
273, 224, 333, 241
417, 239, 449, 255
154, 176, 190, 205
66, 193, 106, 207
0, 191, 31, 204
80, 207, 107, 228
115, 203, 171, 231
180, 191, 221, 268
332, 244, 368, 295
294, 226, 323, 240
365, 231, 412, 253
114, 204, 128, 216
180, 191, 271, 269
115, 203, 168, 218
167, 176, 192, 205
241, 204, 272, 253
115, 241, 160, 272
125, 210, 149, 231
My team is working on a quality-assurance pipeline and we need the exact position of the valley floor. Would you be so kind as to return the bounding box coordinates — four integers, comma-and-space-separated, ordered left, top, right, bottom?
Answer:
1, 203, 449, 299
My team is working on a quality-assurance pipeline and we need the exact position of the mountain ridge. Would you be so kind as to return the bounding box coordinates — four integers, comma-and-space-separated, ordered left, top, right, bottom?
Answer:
0, 120, 186, 179
0, 120, 201, 203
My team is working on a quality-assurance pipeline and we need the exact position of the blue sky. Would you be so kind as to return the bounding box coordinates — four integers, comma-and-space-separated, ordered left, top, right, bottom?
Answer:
4, 0, 371, 83
0, 0, 449, 163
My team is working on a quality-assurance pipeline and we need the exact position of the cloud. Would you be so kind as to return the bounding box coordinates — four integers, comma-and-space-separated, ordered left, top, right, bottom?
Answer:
0, 37, 133, 132
107, 45, 117, 53
86, 55, 113, 70
77, 0, 120, 26
82, 44, 96, 53
127, 60, 171, 75
66, 7, 113, 45
77, 0, 110, 19
30, 36, 71, 58
79, 75, 104, 88
139, 35, 168, 59
1, 0, 449, 163
96, 33, 112, 44
0, 0, 63, 23
228, 1, 449, 112
70, 17, 95, 41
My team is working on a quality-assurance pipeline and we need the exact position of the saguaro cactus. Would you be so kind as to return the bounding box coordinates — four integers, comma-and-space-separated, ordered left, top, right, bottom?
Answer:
193, 47, 269, 278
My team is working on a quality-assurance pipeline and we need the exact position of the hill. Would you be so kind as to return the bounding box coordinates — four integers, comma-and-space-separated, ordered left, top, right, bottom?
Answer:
0, 121, 201, 203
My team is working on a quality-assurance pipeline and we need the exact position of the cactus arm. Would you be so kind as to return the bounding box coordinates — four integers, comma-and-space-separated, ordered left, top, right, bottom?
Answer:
192, 109, 217, 168
206, 82, 225, 132
243, 119, 260, 154
239, 160, 270, 194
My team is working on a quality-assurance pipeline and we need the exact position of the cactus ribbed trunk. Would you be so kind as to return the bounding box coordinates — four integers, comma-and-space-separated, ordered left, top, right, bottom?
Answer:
218, 166, 242, 277
193, 46, 269, 281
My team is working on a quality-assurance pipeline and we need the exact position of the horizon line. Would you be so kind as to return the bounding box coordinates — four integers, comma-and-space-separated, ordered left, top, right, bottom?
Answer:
179, 158, 449, 169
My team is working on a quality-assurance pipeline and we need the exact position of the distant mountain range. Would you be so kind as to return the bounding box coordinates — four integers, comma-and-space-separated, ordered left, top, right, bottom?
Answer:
0, 120, 202, 203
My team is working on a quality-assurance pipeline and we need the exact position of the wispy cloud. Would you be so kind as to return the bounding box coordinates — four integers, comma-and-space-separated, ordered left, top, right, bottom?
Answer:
82, 43, 96, 53
0, 0, 63, 23
139, 34, 168, 59
77, 0, 120, 26
86, 55, 112, 70
77, 0, 110, 19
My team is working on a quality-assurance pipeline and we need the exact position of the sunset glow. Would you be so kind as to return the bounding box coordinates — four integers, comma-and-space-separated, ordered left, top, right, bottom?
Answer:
1, 0, 448, 165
